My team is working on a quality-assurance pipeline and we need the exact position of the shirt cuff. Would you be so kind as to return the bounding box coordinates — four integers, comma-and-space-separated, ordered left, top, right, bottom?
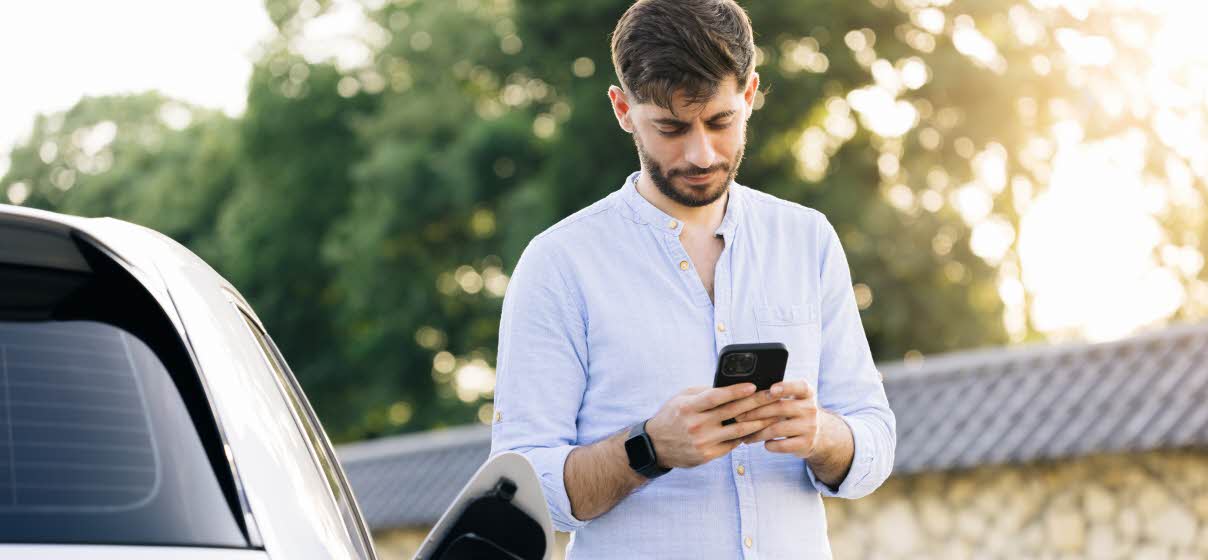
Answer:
517, 444, 590, 532
806, 414, 875, 498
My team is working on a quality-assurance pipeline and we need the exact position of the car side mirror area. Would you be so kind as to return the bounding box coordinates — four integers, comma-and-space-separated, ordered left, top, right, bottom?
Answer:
414, 452, 554, 560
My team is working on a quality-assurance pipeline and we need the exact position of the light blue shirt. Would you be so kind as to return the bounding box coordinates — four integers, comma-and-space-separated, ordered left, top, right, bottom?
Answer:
490, 171, 896, 559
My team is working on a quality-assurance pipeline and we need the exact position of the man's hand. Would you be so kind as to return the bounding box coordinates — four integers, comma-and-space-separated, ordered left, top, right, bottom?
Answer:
563, 383, 782, 522
734, 380, 821, 459
645, 383, 780, 468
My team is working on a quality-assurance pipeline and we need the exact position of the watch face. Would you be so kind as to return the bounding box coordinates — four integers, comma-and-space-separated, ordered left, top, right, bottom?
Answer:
625, 434, 655, 469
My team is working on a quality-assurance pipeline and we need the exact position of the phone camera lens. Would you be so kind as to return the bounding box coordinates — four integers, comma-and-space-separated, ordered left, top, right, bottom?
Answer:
723, 352, 757, 376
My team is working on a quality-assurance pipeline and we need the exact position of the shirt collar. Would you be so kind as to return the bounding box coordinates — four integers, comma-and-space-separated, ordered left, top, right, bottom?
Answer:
619, 170, 743, 238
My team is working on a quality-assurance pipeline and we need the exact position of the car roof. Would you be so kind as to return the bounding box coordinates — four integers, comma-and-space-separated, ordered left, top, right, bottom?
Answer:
0, 203, 261, 327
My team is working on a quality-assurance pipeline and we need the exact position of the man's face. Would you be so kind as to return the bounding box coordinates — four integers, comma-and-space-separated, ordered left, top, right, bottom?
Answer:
615, 75, 758, 208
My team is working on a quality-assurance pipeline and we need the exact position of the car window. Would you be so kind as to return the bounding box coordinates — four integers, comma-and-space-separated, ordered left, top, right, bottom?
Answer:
0, 319, 247, 547
235, 309, 374, 559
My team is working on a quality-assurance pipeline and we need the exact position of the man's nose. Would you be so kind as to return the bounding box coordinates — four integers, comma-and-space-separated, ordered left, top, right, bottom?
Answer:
682, 126, 717, 170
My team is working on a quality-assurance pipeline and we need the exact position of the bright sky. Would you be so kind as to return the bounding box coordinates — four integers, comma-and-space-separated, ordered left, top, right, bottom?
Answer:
0, 0, 274, 163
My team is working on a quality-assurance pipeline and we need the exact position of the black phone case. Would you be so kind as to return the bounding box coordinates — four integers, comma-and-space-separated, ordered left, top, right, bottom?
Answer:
713, 343, 788, 426
712, 342, 789, 391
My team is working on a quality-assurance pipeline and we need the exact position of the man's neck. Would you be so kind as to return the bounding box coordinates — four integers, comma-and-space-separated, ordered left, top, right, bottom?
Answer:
635, 171, 728, 232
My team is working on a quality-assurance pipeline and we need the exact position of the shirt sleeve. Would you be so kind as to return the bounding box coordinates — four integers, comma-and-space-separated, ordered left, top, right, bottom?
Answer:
489, 236, 592, 532
804, 217, 897, 499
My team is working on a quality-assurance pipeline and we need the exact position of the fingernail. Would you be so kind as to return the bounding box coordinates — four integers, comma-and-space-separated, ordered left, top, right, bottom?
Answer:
771, 386, 783, 396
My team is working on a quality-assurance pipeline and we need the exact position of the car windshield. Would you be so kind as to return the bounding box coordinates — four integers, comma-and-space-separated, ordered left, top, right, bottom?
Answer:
0, 317, 246, 547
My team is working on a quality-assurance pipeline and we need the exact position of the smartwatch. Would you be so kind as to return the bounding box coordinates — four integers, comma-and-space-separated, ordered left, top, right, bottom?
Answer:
624, 419, 672, 479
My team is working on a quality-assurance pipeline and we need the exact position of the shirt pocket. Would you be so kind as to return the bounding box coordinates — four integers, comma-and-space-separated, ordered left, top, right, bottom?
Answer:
753, 303, 821, 382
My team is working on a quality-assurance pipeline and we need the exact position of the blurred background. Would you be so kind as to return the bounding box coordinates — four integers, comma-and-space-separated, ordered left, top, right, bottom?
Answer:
3, 0, 1207, 557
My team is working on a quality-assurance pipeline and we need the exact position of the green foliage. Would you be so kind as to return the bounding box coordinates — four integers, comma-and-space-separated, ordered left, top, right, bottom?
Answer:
6, 0, 1200, 441
2, 93, 239, 256
212, 60, 381, 438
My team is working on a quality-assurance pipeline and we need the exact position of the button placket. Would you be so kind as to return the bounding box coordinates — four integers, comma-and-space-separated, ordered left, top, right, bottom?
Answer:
713, 238, 734, 349
733, 444, 757, 559
664, 232, 713, 307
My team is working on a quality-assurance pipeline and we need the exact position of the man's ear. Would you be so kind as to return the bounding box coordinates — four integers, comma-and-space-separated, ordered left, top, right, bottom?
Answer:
743, 72, 760, 115
608, 85, 635, 134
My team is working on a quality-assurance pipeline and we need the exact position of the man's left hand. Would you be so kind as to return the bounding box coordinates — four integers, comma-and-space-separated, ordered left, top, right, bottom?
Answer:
732, 379, 820, 459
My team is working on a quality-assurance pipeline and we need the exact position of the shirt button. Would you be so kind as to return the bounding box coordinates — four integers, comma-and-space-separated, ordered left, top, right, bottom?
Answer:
679, 260, 690, 271
494, 411, 503, 423
667, 219, 678, 229
736, 464, 745, 476
744, 536, 753, 548
717, 322, 726, 332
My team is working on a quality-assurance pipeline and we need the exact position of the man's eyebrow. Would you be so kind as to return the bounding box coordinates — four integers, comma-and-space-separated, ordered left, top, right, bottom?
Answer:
652, 109, 737, 126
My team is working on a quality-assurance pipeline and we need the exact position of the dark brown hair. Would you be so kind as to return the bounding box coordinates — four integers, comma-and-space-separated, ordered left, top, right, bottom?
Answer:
610, 0, 756, 114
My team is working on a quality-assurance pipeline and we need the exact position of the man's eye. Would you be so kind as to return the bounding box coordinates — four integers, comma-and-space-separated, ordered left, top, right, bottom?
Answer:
657, 122, 731, 136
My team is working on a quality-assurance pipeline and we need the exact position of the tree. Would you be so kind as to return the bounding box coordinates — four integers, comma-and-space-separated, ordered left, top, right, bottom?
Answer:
7, 0, 1203, 440
1, 92, 240, 259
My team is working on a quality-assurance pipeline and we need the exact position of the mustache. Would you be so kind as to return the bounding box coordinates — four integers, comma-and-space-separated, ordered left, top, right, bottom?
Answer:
670, 164, 729, 177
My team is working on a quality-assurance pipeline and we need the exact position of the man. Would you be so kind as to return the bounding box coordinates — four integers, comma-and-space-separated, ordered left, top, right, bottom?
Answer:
490, 1, 896, 557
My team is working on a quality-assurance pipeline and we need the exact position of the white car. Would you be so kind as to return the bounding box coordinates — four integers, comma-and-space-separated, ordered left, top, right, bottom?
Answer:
0, 204, 552, 560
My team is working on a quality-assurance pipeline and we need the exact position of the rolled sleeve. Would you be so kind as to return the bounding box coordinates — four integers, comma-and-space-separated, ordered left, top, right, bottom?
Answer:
507, 445, 587, 532
489, 236, 592, 532
806, 413, 887, 499
806, 218, 897, 499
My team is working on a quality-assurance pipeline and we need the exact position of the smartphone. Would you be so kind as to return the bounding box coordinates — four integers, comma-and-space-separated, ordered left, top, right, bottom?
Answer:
712, 342, 788, 425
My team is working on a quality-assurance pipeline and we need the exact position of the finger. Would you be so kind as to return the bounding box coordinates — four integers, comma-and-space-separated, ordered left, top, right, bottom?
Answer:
740, 417, 809, 444
764, 434, 814, 456
706, 389, 778, 422
678, 385, 710, 396
734, 400, 811, 423
715, 417, 777, 442
688, 383, 756, 412
705, 438, 744, 460
771, 379, 815, 400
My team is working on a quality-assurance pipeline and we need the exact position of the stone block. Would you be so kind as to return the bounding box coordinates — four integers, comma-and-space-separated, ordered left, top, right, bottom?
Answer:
1045, 507, 1085, 553
1085, 522, 1117, 559
917, 495, 953, 537
1117, 507, 1141, 542
1082, 484, 1117, 522
874, 498, 921, 556
1144, 502, 1197, 548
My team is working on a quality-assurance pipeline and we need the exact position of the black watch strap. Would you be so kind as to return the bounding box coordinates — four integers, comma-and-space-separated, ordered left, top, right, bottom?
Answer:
626, 420, 672, 479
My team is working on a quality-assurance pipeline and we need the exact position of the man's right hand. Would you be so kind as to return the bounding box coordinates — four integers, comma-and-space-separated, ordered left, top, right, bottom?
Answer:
645, 383, 781, 469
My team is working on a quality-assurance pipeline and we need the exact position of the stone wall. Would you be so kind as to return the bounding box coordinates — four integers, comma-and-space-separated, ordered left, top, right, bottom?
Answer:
370, 450, 1208, 559
825, 450, 1208, 559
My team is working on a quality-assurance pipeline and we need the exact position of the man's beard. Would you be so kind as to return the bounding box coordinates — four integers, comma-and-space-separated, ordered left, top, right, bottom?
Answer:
633, 131, 745, 208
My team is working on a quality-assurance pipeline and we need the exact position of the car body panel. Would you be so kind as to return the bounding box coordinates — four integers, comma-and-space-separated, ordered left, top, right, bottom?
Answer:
0, 204, 373, 559
0, 545, 270, 560
0, 203, 554, 560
